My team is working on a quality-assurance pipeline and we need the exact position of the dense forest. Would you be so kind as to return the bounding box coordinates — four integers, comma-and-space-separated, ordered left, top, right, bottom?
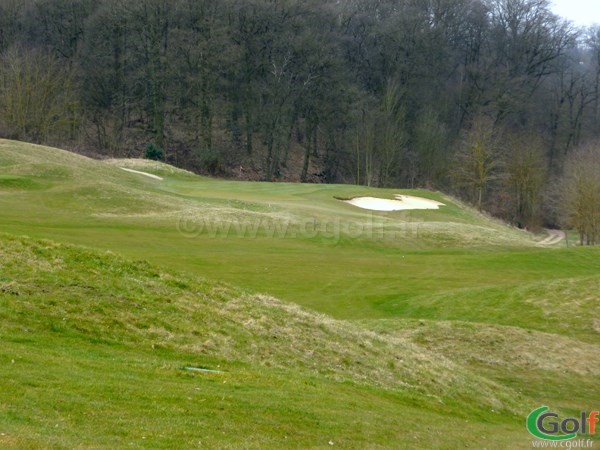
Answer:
1, 0, 599, 237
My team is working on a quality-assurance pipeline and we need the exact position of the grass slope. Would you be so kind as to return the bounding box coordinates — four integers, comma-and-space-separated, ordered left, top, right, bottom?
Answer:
1, 234, 529, 448
2, 139, 591, 322
1, 139, 599, 447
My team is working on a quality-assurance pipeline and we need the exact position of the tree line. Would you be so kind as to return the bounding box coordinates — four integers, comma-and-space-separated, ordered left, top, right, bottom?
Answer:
0, 0, 599, 241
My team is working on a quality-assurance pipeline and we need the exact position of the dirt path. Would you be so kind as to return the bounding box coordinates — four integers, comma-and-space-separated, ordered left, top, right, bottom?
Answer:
537, 229, 566, 246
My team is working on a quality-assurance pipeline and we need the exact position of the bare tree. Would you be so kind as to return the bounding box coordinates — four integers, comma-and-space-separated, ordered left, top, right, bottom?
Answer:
353, 108, 377, 187
0, 48, 78, 141
378, 80, 406, 187
452, 115, 503, 210
558, 144, 600, 245
504, 131, 547, 228
414, 108, 448, 187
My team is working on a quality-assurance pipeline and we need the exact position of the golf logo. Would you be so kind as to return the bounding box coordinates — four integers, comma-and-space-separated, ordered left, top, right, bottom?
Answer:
527, 406, 598, 441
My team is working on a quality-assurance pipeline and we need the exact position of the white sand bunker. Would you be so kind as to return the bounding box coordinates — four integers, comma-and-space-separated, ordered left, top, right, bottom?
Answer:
120, 167, 163, 181
344, 195, 445, 211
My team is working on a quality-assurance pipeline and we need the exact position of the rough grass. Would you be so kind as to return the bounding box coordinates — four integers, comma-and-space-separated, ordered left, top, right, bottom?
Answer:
371, 273, 600, 343
0, 234, 525, 413
1, 139, 599, 447
0, 234, 536, 448
359, 318, 600, 418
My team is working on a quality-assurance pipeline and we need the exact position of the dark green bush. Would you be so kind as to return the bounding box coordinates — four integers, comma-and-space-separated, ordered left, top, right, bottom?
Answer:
145, 143, 163, 161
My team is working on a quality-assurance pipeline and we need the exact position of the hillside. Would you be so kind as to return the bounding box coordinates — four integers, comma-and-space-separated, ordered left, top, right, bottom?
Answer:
1, 139, 599, 448
0, 140, 589, 320
1, 233, 531, 448
1, 140, 534, 247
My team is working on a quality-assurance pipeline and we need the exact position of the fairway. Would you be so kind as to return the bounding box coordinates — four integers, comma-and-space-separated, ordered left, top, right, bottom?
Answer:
1, 140, 599, 448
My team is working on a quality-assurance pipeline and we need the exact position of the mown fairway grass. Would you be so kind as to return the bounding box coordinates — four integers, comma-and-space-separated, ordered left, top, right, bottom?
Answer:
0, 139, 599, 448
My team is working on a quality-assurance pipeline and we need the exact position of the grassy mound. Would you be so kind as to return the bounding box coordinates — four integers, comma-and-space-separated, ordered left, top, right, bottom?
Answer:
0, 234, 522, 408
1, 139, 598, 447
368, 271, 600, 342
1, 138, 571, 323
360, 317, 599, 414
0, 234, 531, 448
1, 139, 536, 248
105, 158, 197, 178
